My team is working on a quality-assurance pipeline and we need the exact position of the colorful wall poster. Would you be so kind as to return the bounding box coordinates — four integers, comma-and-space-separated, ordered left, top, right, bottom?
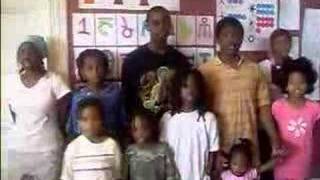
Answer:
177, 15, 196, 46
95, 14, 117, 46
196, 16, 215, 46
117, 14, 138, 45
72, 13, 95, 46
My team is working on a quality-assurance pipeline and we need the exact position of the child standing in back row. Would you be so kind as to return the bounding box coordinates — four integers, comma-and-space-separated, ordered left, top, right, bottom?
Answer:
272, 57, 320, 180
161, 69, 219, 180
61, 97, 122, 180
67, 49, 126, 143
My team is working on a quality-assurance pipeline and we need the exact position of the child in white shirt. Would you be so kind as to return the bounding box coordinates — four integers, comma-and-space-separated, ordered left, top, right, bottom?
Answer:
61, 97, 122, 180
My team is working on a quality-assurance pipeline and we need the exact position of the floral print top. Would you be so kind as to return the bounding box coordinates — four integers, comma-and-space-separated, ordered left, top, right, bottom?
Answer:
272, 98, 320, 179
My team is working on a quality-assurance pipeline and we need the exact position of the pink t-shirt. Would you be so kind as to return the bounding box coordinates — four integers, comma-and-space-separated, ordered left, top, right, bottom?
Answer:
272, 98, 320, 180
221, 169, 258, 180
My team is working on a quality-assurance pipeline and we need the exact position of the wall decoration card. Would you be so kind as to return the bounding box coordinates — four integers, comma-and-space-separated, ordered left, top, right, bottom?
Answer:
72, 13, 95, 46
167, 15, 177, 45
279, 0, 300, 30
196, 48, 215, 66
217, 0, 278, 51
302, 9, 320, 100
196, 16, 214, 46
117, 47, 137, 78
79, 0, 180, 11
95, 14, 117, 46
117, 14, 138, 46
137, 14, 150, 45
289, 36, 299, 59
178, 47, 197, 66
177, 15, 196, 46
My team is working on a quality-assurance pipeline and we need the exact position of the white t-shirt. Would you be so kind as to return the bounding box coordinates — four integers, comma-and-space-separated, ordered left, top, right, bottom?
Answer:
161, 110, 219, 180
61, 135, 122, 180
4, 72, 70, 152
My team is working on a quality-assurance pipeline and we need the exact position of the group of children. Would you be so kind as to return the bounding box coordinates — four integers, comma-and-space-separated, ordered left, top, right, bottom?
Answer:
5, 6, 320, 180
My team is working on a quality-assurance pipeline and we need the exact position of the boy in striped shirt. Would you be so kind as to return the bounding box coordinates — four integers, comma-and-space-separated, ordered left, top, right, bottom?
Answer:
61, 97, 122, 180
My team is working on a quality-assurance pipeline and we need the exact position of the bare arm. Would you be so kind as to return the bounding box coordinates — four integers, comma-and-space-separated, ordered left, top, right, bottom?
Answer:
57, 93, 72, 138
259, 105, 280, 154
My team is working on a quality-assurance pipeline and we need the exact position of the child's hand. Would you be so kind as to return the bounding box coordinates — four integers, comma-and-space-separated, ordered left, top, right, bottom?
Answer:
272, 145, 288, 158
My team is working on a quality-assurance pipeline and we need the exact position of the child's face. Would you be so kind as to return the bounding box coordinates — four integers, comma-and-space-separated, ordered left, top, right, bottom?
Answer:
17, 43, 43, 72
230, 153, 249, 176
217, 26, 243, 56
271, 36, 291, 57
148, 11, 172, 42
132, 117, 151, 144
271, 35, 291, 57
79, 106, 104, 139
287, 72, 307, 98
81, 57, 106, 84
181, 75, 198, 105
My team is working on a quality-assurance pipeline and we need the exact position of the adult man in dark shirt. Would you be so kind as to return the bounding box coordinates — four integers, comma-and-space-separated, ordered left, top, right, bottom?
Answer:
121, 6, 191, 116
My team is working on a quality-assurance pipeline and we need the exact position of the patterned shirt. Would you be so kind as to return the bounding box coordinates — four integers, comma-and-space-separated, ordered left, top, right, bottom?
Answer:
126, 143, 180, 180
199, 56, 270, 164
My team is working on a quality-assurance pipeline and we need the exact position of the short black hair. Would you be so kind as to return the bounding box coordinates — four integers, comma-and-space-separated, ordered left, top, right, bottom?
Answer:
229, 138, 253, 166
270, 29, 292, 44
146, 6, 170, 23
132, 108, 160, 142
215, 17, 244, 39
279, 57, 318, 94
77, 97, 105, 121
76, 49, 109, 81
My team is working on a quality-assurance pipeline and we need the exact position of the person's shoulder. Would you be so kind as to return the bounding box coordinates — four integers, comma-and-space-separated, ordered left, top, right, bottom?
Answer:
204, 111, 217, 121
220, 170, 232, 179
272, 98, 287, 111
162, 111, 173, 119
103, 136, 119, 148
126, 45, 148, 59
198, 57, 219, 72
66, 135, 84, 152
305, 99, 320, 111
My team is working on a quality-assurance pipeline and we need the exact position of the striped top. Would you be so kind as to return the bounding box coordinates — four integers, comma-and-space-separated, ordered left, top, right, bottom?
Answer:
61, 135, 122, 180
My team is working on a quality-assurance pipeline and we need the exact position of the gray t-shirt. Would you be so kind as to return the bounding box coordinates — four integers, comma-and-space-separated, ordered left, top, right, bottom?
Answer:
126, 142, 180, 180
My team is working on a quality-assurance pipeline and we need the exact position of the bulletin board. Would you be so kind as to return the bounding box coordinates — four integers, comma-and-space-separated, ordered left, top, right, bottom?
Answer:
66, 0, 320, 84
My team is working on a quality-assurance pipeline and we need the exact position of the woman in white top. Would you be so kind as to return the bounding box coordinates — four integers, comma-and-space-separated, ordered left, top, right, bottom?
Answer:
161, 69, 219, 180
259, 29, 293, 102
4, 36, 71, 180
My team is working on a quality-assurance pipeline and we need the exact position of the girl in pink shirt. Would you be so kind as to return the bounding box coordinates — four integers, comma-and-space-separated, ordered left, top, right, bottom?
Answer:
272, 57, 320, 180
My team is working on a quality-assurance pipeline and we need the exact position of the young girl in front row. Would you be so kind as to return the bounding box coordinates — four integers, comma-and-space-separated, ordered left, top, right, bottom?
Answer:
125, 108, 180, 180
221, 138, 274, 180
161, 69, 219, 180
272, 57, 320, 180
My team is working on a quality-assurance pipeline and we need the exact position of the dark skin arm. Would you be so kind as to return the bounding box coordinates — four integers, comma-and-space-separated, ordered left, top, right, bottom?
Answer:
206, 152, 218, 178
57, 93, 72, 139
259, 105, 281, 156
